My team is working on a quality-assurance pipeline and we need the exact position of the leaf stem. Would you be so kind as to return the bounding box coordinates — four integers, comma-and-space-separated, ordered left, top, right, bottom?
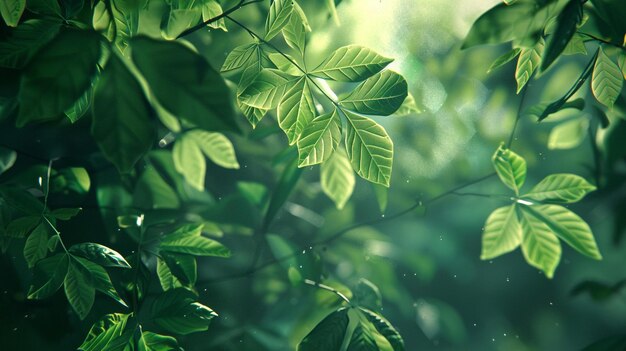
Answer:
304, 279, 352, 305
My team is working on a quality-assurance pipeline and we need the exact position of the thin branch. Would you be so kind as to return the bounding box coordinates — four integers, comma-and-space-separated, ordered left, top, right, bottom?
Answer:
507, 84, 528, 148
579, 32, 626, 52
304, 279, 351, 305
176, 0, 265, 39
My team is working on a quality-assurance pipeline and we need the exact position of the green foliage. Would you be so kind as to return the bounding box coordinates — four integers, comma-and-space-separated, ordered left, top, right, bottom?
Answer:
482, 144, 600, 278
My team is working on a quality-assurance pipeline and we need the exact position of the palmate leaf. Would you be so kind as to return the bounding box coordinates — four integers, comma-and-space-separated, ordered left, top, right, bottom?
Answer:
277, 77, 316, 145
310, 45, 393, 82
0, 0, 25, 27
519, 206, 561, 278
92, 54, 155, 174
297, 109, 341, 167
343, 110, 393, 187
0, 19, 60, 68
524, 204, 602, 260
540, 0, 582, 72
17, 28, 101, 127
321, 148, 355, 210
239, 69, 294, 109
265, 0, 294, 40
524, 174, 596, 203
68, 242, 131, 268
515, 38, 543, 93
131, 36, 240, 133
339, 71, 408, 116
299, 308, 349, 351
151, 288, 217, 335
591, 47, 623, 108
481, 205, 522, 260
78, 313, 133, 351
64, 256, 96, 320
268, 52, 301, 76
492, 143, 526, 195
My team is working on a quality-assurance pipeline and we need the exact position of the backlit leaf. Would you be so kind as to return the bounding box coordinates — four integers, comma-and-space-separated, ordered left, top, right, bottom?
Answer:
265, 0, 294, 40
481, 205, 522, 260
487, 48, 520, 73
69, 242, 131, 269
173, 134, 206, 191
297, 109, 341, 167
591, 47, 623, 108
0, 0, 25, 27
188, 130, 240, 169
519, 206, 561, 278
239, 69, 293, 109
515, 38, 543, 93
277, 77, 316, 144
492, 143, 526, 195
321, 148, 355, 210
311, 45, 393, 82
339, 71, 408, 116
343, 110, 393, 187
524, 173, 596, 203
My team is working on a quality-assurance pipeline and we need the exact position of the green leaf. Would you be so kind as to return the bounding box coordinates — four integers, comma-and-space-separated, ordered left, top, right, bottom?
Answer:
65, 74, 96, 123
267, 52, 301, 76
487, 48, 520, 73
75, 257, 128, 307
92, 1, 114, 41
202, 0, 226, 31
110, 0, 140, 52
297, 109, 341, 166
64, 257, 96, 320
78, 313, 133, 351
282, 11, 306, 54
480, 205, 522, 260
321, 148, 355, 210
160, 224, 231, 257
347, 323, 378, 351
360, 308, 405, 351
27, 253, 69, 300
563, 32, 587, 56
519, 206, 561, 278
524, 204, 602, 260
68, 242, 131, 268
339, 71, 408, 116
525, 174, 596, 203
157, 256, 183, 291
277, 77, 316, 144
547, 118, 588, 150
221, 43, 257, 73
540, 0, 583, 72
325, 0, 339, 25
133, 166, 180, 210
5, 215, 39, 238
50, 207, 82, 220
393, 93, 422, 116
23, 222, 49, 268
299, 308, 349, 351
354, 279, 382, 311
524, 97, 586, 122
310, 45, 393, 82
515, 38, 543, 93
343, 110, 393, 187
0, 0, 25, 27
17, 28, 101, 127
265, 0, 294, 40
26, 0, 62, 17
461, 1, 541, 49
592, 47, 623, 108
151, 288, 217, 335
139, 331, 182, 351
0, 147, 16, 175
173, 134, 206, 191
0, 19, 60, 68
131, 36, 239, 133
492, 143, 526, 195
92, 53, 155, 174
372, 183, 388, 213
239, 69, 293, 109
187, 130, 240, 169
161, 252, 197, 286
161, 8, 201, 40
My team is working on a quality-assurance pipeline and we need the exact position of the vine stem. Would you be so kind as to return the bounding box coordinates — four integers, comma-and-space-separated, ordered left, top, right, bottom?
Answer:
176, 0, 265, 39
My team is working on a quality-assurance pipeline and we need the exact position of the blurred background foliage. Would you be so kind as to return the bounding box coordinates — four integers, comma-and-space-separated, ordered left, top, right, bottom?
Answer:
2, 0, 626, 350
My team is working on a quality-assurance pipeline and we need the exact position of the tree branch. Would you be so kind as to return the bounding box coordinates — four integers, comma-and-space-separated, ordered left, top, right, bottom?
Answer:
176, 0, 265, 39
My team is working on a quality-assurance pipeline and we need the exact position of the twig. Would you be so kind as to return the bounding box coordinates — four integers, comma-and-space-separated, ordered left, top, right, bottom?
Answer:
176, 0, 265, 39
